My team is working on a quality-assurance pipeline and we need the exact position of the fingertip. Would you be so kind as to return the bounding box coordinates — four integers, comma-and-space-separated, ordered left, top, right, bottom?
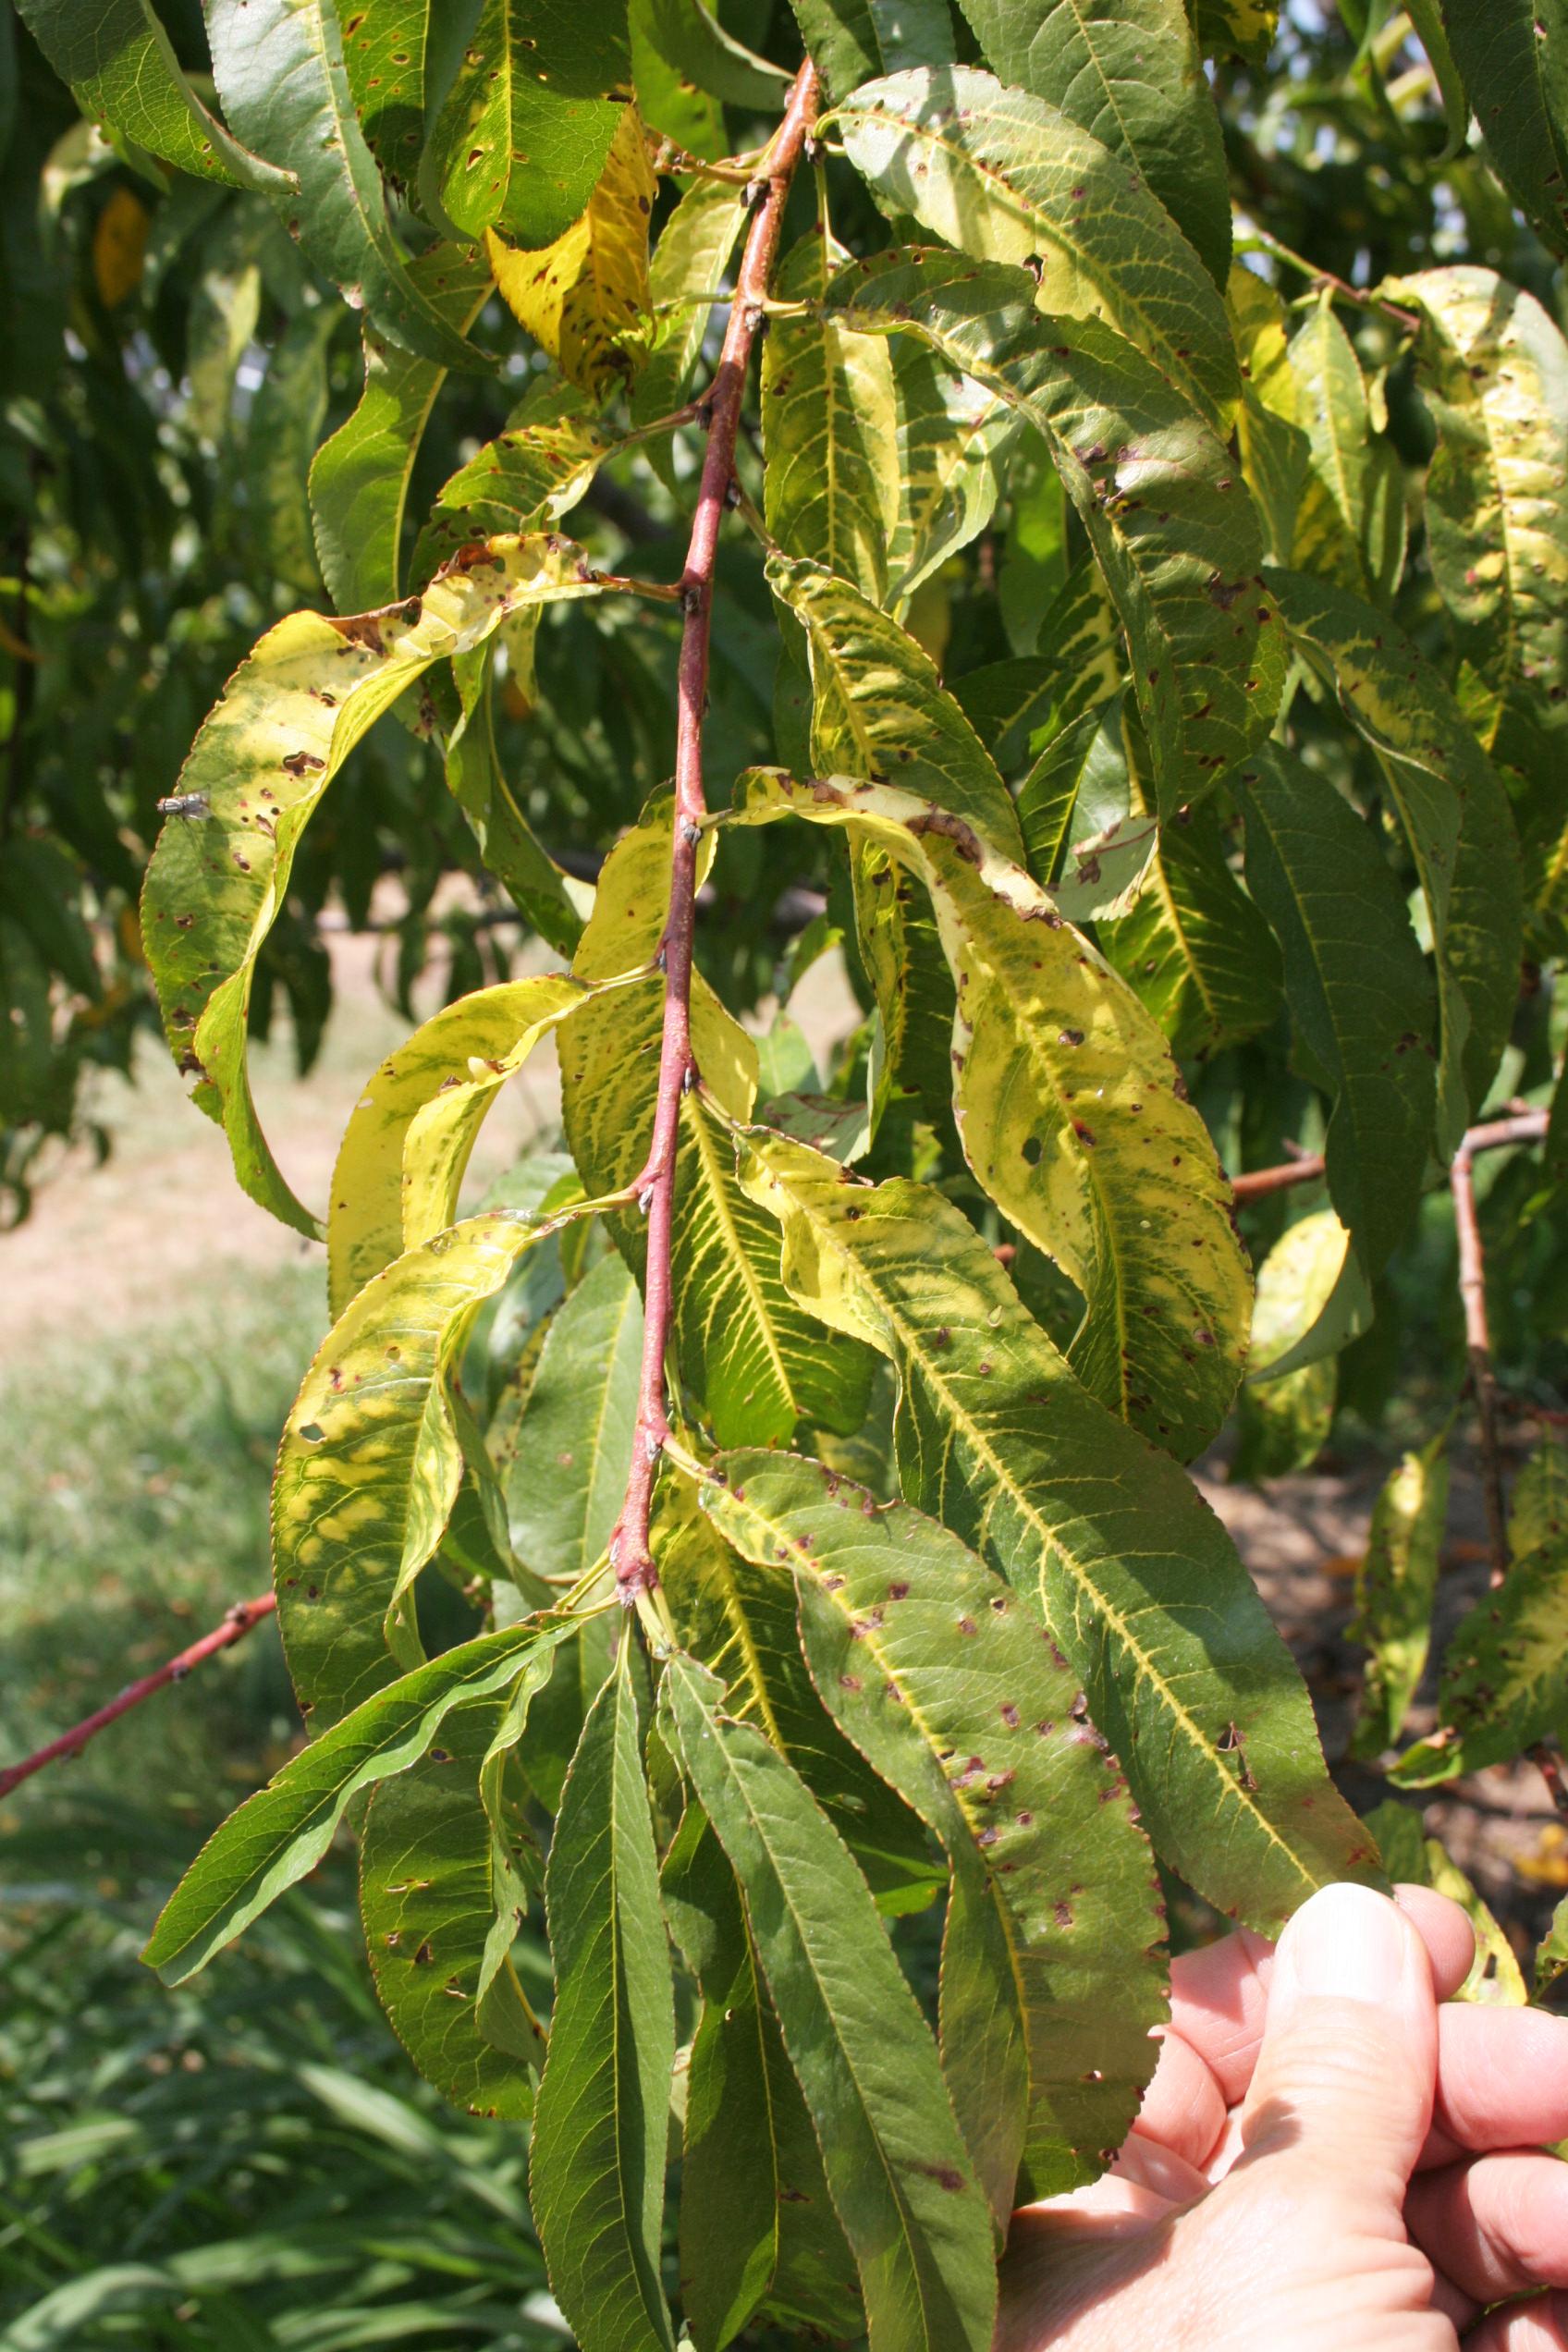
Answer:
1393, 1881, 1476, 2003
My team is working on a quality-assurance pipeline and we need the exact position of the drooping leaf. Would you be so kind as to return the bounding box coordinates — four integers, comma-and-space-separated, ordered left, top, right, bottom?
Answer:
1392, 1532, 1568, 1784
836, 67, 1239, 434
1283, 292, 1375, 594
639, 0, 792, 106
141, 536, 609, 1232
763, 236, 900, 604
654, 1469, 942, 1913
275, 1202, 595, 1728
827, 251, 1286, 815
1441, 0, 1568, 261
1384, 266, 1568, 717
340, 0, 430, 185
409, 382, 612, 588
701, 1448, 1167, 2214
14, 0, 293, 191
949, 0, 1231, 282
1237, 742, 1436, 1277
1270, 565, 1524, 1148
735, 1133, 1380, 1929
737, 767, 1252, 1460
769, 553, 1023, 856
1349, 1431, 1451, 1759
662, 1651, 998, 2352
247, 306, 336, 595
309, 244, 495, 613
532, 1643, 677, 2352
142, 1613, 572, 1984
360, 1698, 543, 2120
507, 1250, 643, 1580
662, 1808, 862, 2350
485, 105, 656, 399
885, 339, 1016, 612
1403, 0, 1469, 160
426, 0, 630, 250
1104, 798, 1283, 1060
630, 175, 750, 451
436, 643, 591, 957
202, 0, 485, 369
560, 800, 874, 1443
1231, 1209, 1354, 1480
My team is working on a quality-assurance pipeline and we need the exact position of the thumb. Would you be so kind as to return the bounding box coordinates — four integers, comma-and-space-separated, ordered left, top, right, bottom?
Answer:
1239, 1882, 1438, 2207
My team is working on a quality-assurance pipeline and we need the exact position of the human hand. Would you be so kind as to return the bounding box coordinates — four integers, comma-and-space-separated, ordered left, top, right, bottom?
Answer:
998, 1882, 1568, 2352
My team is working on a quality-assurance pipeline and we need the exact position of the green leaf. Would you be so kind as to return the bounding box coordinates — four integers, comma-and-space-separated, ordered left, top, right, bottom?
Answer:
763, 237, 901, 604
561, 799, 874, 1444
1511, 1436, 1568, 1557
637, 0, 790, 106
700, 1448, 1167, 2214
827, 251, 1286, 815
769, 553, 1023, 857
141, 535, 609, 1232
953, 563, 1122, 777
1013, 697, 1123, 885
836, 67, 1239, 435
662, 1650, 998, 2352
734, 1132, 1380, 1930
949, 0, 1231, 283
247, 306, 336, 595
1104, 799, 1283, 1061
203, 0, 485, 369
1536, 1893, 1568, 1999
1194, 0, 1277, 64
14, 0, 294, 191
1228, 263, 1312, 565
1366, 1800, 1527, 2002
885, 339, 1015, 611
1270, 565, 1524, 1147
736, 767, 1252, 1461
141, 1613, 571, 1984
1384, 266, 1568, 717
275, 1203, 594, 1728
630, 176, 750, 454
309, 244, 495, 613
532, 1642, 677, 2352
662, 1809, 861, 2350
630, 0, 727, 156
1231, 1209, 1352, 1480
484, 105, 656, 399
1284, 293, 1375, 594
425, 0, 629, 249
1440, 0, 1568, 261
1349, 1431, 1451, 1759
340, 0, 430, 185
327, 974, 584, 1316
360, 1698, 543, 2120
1403, 0, 1468, 158
507, 1251, 643, 1580
655, 1468, 942, 1912
1237, 742, 1436, 1277
437, 644, 591, 958
1392, 1532, 1568, 1783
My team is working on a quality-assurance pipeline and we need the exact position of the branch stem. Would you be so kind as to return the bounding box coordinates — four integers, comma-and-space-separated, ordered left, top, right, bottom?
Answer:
609, 58, 819, 1604
0, 1597, 277, 1802
1231, 1108, 1548, 1205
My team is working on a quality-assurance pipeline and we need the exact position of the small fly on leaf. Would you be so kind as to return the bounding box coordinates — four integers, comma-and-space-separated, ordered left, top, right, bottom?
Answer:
156, 791, 211, 821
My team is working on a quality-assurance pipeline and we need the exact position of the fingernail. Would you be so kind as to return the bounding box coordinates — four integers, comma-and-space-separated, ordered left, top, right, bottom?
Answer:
1276, 1883, 1408, 2006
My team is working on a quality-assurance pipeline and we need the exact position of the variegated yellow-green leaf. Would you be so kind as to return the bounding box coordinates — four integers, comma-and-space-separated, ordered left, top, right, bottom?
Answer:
662, 1651, 998, 2352
409, 382, 612, 589
141, 536, 609, 1234
438, 643, 591, 958
327, 973, 586, 1316
885, 339, 1016, 612
734, 1130, 1381, 1929
654, 1468, 940, 1911
837, 67, 1239, 435
763, 236, 900, 604
1284, 293, 1374, 594
1392, 1531, 1568, 1785
507, 1251, 643, 1582
360, 1698, 544, 2121
1013, 697, 1125, 886
1270, 565, 1523, 1151
1536, 1893, 1568, 1999
950, 0, 1231, 283
1366, 1799, 1528, 2003
736, 767, 1251, 1460
426, 0, 629, 250
1104, 798, 1283, 1060
1383, 266, 1568, 717
486, 107, 656, 400
1512, 1436, 1568, 1557
274, 1201, 599, 1729
701, 1447, 1167, 2215
1231, 1209, 1352, 1480
630, 175, 750, 460
1194, 0, 1277, 65
827, 251, 1285, 815
1228, 263, 1311, 566
532, 1642, 678, 2352
560, 800, 875, 1443
1349, 1431, 1451, 1760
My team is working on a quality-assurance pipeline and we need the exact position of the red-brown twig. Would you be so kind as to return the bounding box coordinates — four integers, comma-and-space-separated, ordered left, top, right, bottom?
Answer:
1231, 1107, 1548, 1206
0, 1595, 277, 1802
608, 61, 819, 1606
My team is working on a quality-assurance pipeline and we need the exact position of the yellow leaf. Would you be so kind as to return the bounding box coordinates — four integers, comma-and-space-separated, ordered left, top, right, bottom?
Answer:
486, 107, 655, 398
92, 184, 150, 308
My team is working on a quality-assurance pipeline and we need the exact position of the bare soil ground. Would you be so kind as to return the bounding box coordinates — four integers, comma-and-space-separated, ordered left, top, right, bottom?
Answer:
6, 928, 1560, 1954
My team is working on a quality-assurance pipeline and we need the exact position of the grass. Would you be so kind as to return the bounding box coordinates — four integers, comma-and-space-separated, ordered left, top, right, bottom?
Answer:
0, 1272, 563, 2351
